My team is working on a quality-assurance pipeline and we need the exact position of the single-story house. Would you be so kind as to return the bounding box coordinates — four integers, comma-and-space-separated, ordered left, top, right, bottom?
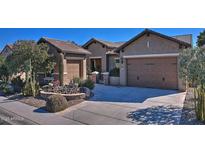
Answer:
0, 44, 26, 80
1, 44, 13, 58
83, 29, 192, 90
38, 37, 91, 85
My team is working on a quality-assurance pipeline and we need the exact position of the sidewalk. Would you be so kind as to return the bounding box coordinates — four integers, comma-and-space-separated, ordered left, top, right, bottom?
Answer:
0, 96, 83, 125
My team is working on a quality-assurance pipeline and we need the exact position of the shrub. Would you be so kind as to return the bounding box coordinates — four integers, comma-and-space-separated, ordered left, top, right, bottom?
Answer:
81, 79, 95, 90
0, 82, 14, 95
46, 94, 68, 112
179, 47, 205, 121
109, 67, 120, 77
42, 83, 79, 94
0, 64, 9, 82
72, 77, 82, 86
52, 80, 60, 87
11, 76, 24, 92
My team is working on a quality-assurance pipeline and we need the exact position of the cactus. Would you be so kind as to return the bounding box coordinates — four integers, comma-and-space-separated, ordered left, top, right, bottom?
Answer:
194, 86, 205, 121
58, 53, 64, 86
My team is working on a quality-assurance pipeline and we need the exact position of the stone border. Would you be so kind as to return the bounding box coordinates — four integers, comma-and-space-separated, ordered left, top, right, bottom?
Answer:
40, 91, 85, 101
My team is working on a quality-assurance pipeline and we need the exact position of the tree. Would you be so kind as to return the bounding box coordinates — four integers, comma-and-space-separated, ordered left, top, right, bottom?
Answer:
0, 55, 4, 65
179, 47, 205, 121
197, 30, 205, 47
6, 40, 55, 96
0, 55, 9, 82
58, 53, 64, 86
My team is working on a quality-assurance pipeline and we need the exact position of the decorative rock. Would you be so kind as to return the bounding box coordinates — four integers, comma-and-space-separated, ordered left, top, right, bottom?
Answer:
46, 94, 68, 113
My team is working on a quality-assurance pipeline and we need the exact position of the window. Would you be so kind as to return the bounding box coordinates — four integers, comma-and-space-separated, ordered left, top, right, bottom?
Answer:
115, 58, 120, 68
115, 58, 120, 64
90, 59, 101, 72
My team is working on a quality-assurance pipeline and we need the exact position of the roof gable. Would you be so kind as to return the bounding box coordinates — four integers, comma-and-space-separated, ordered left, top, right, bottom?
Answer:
2, 44, 13, 51
83, 38, 125, 49
1, 44, 13, 54
114, 29, 192, 52
38, 37, 91, 55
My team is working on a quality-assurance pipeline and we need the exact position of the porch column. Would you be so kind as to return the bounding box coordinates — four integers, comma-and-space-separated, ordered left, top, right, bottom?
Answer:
82, 59, 87, 80
63, 58, 68, 84
120, 57, 127, 86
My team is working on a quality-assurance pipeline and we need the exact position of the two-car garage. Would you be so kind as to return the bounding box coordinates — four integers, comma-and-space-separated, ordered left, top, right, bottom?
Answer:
126, 56, 178, 90
115, 29, 191, 91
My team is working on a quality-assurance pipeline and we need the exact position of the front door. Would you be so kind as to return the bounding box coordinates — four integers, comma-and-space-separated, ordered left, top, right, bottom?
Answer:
90, 58, 102, 72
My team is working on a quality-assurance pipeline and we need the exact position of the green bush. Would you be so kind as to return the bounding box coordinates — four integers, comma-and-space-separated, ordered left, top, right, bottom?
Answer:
179, 47, 205, 122
109, 67, 120, 77
0, 82, 14, 94
11, 76, 24, 92
81, 79, 95, 90
72, 77, 82, 86
0, 64, 9, 82
46, 94, 68, 112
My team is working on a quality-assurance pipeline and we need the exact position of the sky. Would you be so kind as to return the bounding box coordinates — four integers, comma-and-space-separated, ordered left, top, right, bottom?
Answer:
0, 28, 203, 50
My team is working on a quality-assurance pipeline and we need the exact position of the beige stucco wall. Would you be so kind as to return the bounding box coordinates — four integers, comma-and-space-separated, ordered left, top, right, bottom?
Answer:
119, 33, 186, 89
123, 34, 180, 56
119, 56, 127, 86
86, 42, 107, 72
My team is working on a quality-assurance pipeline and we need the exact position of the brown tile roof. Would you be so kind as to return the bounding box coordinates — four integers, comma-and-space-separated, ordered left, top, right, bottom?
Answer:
7, 44, 13, 49
83, 38, 125, 49
38, 37, 91, 55
96, 39, 125, 48
114, 29, 192, 53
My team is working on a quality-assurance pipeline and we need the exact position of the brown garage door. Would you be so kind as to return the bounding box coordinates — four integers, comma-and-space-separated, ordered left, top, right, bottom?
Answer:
67, 60, 82, 81
127, 57, 178, 89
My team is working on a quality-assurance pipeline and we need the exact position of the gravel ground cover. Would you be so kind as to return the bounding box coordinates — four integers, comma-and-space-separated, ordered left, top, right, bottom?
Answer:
180, 88, 204, 125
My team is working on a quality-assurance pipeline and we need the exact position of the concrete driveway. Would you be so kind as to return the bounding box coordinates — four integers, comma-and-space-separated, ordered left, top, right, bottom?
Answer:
60, 84, 186, 125
90, 84, 179, 103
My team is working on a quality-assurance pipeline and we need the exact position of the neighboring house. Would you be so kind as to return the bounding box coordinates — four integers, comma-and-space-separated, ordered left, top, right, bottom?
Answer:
38, 37, 91, 85
172, 34, 193, 45
82, 38, 124, 73
0, 44, 26, 80
1, 44, 13, 58
114, 29, 192, 90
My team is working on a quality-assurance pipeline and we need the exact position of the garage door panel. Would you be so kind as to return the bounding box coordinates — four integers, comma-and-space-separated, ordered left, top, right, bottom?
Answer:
67, 60, 81, 82
127, 57, 178, 89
